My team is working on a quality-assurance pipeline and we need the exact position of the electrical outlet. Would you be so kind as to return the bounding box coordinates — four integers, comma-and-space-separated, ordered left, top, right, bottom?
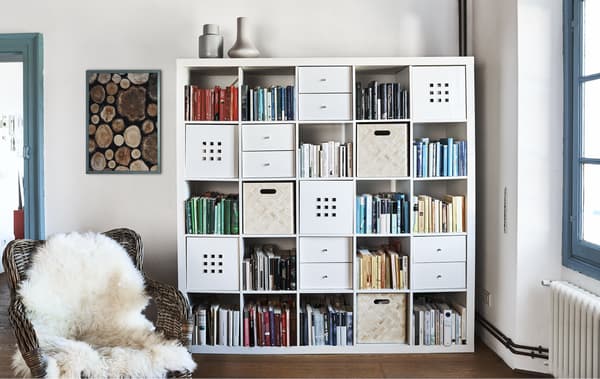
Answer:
481, 289, 492, 307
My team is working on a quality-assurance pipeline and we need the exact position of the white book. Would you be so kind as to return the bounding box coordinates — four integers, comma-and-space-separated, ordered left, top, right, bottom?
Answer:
199, 308, 207, 345
441, 305, 453, 346
228, 309, 233, 346
233, 310, 240, 346
218, 307, 227, 345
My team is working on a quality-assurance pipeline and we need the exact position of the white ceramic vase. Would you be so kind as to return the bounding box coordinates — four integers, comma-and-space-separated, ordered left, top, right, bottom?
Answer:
228, 17, 260, 58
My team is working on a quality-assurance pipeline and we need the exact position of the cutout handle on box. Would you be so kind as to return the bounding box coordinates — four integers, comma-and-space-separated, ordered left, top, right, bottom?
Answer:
373, 299, 391, 305
374, 130, 391, 136
260, 188, 277, 194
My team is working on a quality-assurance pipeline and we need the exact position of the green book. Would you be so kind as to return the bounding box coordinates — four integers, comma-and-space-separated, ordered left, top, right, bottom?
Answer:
190, 197, 198, 234
224, 199, 231, 235
208, 198, 215, 234
185, 200, 192, 234
216, 200, 222, 234
231, 199, 239, 234
194, 197, 202, 235
198, 197, 204, 234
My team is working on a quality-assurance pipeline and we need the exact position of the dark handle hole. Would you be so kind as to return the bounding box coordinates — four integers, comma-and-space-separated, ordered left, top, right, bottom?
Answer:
374, 299, 391, 305
260, 189, 277, 194
374, 130, 391, 136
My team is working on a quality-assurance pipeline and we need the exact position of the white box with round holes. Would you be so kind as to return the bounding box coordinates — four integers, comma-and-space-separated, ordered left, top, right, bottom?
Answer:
299, 180, 354, 234
186, 237, 239, 291
243, 182, 294, 235
357, 123, 408, 178
185, 124, 238, 178
411, 66, 466, 122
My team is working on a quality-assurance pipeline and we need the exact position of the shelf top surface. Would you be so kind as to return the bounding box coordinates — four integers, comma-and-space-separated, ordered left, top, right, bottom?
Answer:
177, 56, 475, 68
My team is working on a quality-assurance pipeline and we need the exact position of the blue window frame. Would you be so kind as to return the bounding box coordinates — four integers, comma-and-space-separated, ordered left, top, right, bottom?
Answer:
563, 0, 600, 278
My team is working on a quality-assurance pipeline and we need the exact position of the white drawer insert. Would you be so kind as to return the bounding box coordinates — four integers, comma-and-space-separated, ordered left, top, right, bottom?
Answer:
243, 151, 295, 178
412, 262, 465, 290
186, 237, 239, 291
299, 237, 352, 263
242, 124, 295, 151
298, 93, 352, 121
413, 236, 466, 263
298, 66, 352, 93
300, 263, 352, 290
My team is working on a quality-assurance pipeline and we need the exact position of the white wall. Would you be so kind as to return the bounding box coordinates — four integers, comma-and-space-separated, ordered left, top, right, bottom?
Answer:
0, 0, 459, 284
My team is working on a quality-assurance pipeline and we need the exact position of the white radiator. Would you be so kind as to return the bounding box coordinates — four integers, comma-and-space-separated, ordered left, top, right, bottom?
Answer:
550, 281, 600, 378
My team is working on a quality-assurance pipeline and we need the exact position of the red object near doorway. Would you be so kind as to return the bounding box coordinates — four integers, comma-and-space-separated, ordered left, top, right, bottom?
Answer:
13, 209, 24, 239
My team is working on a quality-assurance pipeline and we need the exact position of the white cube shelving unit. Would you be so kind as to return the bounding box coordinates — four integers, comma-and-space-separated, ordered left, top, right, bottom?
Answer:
176, 57, 475, 354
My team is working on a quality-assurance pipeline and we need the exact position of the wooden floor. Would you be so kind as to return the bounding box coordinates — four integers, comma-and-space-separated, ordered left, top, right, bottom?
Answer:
0, 273, 541, 378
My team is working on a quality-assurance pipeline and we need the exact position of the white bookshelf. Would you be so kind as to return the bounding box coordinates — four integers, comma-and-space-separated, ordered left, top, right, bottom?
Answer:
176, 57, 475, 354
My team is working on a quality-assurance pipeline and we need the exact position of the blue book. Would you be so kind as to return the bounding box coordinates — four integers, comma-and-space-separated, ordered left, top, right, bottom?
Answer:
256, 87, 263, 121
403, 198, 409, 233
436, 142, 442, 176
271, 87, 276, 121
442, 145, 448, 176
440, 138, 454, 176
356, 197, 361, 233
416, 143, 422, 177
422, 143, 428, 177
453, 142, 459, 176
365, 194, 372, 233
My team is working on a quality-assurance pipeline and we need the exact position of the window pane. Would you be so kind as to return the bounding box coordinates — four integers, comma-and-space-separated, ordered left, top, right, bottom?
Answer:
583, 80, 600, 158
583, 164, 600, 246
584, 0, 600, 75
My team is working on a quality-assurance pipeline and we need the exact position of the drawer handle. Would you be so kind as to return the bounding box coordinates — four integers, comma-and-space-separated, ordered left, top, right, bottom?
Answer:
321, 248, 328, 253
320, 78, 327, 82
373, 299, 391, 305
263, 136, 271, 140
263, 162, 271, 167
320, 105, 328, 109
321, 275, 328, 279
436, 248, 443, 253
436, 274, 443, 279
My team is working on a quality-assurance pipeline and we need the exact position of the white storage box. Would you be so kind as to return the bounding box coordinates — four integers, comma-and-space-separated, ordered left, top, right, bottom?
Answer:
298, 93, 352, 121
242, 124, 295, 151
412, 262, 465, 290
242, 151, 295, 178
299, 180, 353, 234
299, 262, 352, 290
299, 237, 352, 263
357, 293, 407, 344
413, 236, 466, 263
186, 237, 239, 291
411, 66, 466, 122
298, 66, 352, 93
357, 123, 408, 178
185, 124, 238, 178
243, 182, 294, 235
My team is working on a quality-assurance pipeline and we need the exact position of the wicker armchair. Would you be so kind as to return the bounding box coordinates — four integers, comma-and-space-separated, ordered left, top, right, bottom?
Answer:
2, 228, 194, 378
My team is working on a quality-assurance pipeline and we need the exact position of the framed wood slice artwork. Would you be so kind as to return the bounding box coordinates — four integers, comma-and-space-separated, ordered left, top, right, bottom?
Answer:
86, 70, 160, 173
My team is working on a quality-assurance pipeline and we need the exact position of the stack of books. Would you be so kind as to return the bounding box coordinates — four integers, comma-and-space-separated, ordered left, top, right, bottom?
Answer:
355, 81, 409, 120
192, 304, 240, 346
412, 194, 465, 233
242, 245, 296, 291
243, 301, 296, 347
299, 141, 353, 178
356, 192, 410, 234
184, 85, 238, 121
413, 298, 467, 346
241, 85, 295, 121
299, 299, 353, 346
357, 247, 409, 290
185, 193, 239, 234
413, 138, 467, 177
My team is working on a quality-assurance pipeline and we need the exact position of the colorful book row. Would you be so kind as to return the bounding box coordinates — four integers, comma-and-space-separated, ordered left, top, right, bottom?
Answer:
185, 193, 239, 235
184, 85, 239, 121
357, 247, 409, 290
356, 81, 409, 120
412, 194, 465, 234
356, 192, 410, 234
192, 305, 240, 346
300, 301, 353, 346
242, 245, 297, 291
413, 138, 467, 177
243, 301, 296, 347
299, 141, 353, 178
413, 299, 467, 346
241, 85, 295, 121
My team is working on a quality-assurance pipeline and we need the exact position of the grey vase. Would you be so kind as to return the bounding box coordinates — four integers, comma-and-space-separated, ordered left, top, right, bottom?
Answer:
198, 24, 223, 58
228, 17, 260, 58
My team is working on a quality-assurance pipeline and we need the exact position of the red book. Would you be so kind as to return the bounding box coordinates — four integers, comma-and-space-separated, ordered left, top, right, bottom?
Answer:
281, 310, 287, 347
243, 310, 250, 347
197, 89, 203, 121
205, 89, 211, 121
257, 308, 263, 346
213, 86, 220, 120
219, 88, 225, 121
263, 308, 271, 346
224, 86, 231, 121
232, 86, 238, 121
274, 312, 281, 347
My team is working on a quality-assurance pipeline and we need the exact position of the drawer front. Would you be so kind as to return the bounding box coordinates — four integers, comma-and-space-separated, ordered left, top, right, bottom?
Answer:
411, 66, 467, 122
299, 94, 352, 121
299, 180, 354, 234
300, 263, 352, 290
413, 236, 466, 263
298, 66, 352, 93
185, 124, 238, 178
242, 124, 295, 151
186, 237, 239, 291
299, 237, 352, 263
242, 151, 295, 178
412, 262, 465, 290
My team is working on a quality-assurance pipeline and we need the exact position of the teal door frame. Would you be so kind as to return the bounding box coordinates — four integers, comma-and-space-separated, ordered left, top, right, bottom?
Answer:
0, 33, 44, 239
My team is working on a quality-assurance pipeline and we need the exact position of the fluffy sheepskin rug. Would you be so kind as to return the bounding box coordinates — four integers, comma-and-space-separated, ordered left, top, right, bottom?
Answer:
12, 232, 196, 378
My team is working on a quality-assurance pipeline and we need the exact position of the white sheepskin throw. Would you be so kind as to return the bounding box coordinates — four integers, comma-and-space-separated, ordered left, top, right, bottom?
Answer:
12, 232, 196, 378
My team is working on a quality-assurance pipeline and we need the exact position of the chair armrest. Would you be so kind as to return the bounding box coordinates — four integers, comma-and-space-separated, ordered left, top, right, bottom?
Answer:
144, 276, 193, 347
8, 296, 47, 378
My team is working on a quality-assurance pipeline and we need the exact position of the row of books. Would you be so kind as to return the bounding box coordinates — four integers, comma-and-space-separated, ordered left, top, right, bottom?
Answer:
185, 193, 239, 235
299, 301, 353, 346
299, 141, 353, 178
243, 301, 296, 347
356, 192, 410, 234
356, 81, 409, 120
192, 304, 240, 346
413, 299, 467, 346
242, 245, 296, 291
241, 85, 295, 121
184, 85, 239, 121
357, 247, 409, 290
413, 138, 467, 177
412, 194, 465, 234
